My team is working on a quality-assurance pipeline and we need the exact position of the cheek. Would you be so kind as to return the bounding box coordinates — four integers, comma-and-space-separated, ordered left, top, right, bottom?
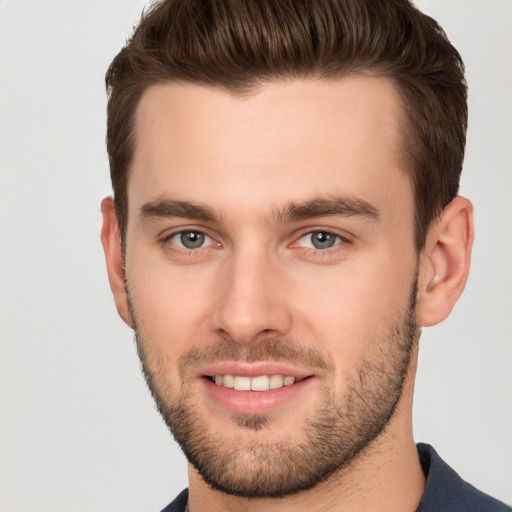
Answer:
292, 255, 415, 376
126, 258, 214, 375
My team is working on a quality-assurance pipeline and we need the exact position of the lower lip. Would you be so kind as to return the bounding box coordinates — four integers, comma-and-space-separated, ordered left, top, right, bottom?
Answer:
201, 377, 314, 415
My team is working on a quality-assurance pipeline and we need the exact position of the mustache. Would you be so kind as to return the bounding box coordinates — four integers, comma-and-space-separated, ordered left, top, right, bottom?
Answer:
178, 338, 333, 378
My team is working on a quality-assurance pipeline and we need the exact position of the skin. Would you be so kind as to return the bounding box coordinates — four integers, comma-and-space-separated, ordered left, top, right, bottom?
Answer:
101, 76, 473, 511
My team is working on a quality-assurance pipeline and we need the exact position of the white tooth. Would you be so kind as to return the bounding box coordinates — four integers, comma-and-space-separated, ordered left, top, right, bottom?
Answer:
251, 375, 270, 391
234, 376, 251, 391
222, 375, 234, 388
269, 375, 284, 389
283, 376, 295, 386
214, 375, 223, 385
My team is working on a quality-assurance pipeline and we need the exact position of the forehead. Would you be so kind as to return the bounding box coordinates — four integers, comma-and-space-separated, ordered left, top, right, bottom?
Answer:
129, 77, 411, 222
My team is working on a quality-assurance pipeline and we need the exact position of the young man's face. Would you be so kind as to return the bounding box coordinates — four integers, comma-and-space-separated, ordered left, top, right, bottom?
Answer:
118, 77, 421, 496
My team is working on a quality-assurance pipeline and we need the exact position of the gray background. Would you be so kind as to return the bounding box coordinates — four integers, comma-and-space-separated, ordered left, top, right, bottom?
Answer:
1, 1, 511, 510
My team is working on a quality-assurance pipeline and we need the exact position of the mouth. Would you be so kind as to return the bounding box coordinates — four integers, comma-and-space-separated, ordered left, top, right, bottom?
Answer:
198, 364, 315, 415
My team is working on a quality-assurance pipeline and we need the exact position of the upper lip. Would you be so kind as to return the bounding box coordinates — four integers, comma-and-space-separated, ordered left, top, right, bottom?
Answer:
196, 362, 314, 379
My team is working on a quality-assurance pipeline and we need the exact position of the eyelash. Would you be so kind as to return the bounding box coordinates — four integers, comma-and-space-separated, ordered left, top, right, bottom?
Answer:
159, 228, 351, 257
160, 229, 219, 255
292, 231, 351, 261
296, 231, 345, 248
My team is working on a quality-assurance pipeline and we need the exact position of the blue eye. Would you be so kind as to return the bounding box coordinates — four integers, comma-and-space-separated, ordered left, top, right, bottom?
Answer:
170, 230, 213, 249
299, 231, 341, 249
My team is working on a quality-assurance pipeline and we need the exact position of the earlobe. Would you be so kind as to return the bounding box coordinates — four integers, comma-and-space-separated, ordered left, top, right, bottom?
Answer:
100, 197, 134, 328
417, 196, 474, 327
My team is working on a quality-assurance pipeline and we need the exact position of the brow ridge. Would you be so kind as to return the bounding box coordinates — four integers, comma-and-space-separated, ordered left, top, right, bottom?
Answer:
138, 195, 379, 225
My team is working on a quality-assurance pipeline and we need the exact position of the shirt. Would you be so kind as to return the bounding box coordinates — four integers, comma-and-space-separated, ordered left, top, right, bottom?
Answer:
160, 443, 511, 511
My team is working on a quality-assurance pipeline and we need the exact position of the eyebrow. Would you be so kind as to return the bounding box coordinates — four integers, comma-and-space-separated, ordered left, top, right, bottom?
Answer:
270, 196, 380, 224
139, 195, 379, 225
140, 198, 221, 223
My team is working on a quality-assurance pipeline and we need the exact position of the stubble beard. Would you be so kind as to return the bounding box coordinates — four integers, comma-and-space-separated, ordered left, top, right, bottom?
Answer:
130, 279, 419, 499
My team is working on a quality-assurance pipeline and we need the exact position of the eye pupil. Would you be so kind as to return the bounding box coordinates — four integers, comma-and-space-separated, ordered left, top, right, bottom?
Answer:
312, 231, 336, 249
180, 231, 205, 249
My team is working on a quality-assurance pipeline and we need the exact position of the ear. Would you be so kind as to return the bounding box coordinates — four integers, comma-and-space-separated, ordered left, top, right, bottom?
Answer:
417, 196, 474, 327
100, 197, 134, 328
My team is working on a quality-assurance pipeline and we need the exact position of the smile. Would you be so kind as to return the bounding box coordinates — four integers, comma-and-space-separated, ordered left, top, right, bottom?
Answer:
201, 371, 315, 415
208, 374, 303, 391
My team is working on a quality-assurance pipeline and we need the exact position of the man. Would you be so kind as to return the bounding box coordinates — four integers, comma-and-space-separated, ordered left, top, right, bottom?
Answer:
100, 0, 510, 510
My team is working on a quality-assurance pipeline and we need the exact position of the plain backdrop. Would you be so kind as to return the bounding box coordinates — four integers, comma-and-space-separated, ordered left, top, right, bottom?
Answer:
1, 1, 511, 511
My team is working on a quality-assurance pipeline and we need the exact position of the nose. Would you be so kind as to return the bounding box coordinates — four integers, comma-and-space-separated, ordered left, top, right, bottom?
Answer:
210, 249, 293, 345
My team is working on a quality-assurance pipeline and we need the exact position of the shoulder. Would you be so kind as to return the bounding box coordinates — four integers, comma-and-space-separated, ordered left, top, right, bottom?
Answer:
416, 443, 511, 512
160, 488, 188, 512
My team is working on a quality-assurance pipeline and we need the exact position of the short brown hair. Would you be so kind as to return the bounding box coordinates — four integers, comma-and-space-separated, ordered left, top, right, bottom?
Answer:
106, 0, 467, 250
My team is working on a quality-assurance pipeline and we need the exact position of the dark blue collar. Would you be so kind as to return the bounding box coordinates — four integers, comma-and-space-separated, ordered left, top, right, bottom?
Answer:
416, 443, 510, 511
